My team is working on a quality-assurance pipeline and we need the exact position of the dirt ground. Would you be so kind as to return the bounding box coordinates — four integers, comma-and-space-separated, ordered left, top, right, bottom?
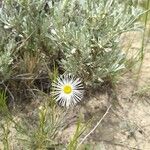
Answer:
86, 32, 150, 150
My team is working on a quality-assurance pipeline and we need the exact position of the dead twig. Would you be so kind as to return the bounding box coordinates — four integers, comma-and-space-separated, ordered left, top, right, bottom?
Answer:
77, 105, 112, 147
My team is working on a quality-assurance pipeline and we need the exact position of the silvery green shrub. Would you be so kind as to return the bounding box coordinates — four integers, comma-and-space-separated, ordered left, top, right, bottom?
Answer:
0, 0, 56, 79
0, 0, 143, 85
48, 0, 143, 84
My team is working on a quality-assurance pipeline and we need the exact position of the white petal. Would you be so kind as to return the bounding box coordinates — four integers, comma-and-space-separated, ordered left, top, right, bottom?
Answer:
52, 74, 84, 107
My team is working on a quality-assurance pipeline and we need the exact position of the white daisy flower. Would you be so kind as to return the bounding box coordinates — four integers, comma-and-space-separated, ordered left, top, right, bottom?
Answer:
52, 74, 84, 107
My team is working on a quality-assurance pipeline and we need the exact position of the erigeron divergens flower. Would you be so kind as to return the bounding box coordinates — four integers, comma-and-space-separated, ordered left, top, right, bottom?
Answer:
52, 74, 84, 107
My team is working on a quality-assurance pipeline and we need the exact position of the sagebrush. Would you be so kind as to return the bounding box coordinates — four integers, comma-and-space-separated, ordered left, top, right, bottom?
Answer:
0, 0, 143, 85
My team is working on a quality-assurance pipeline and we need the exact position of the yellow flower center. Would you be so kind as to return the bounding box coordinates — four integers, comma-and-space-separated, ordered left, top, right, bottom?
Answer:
63, 84, 72, 94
